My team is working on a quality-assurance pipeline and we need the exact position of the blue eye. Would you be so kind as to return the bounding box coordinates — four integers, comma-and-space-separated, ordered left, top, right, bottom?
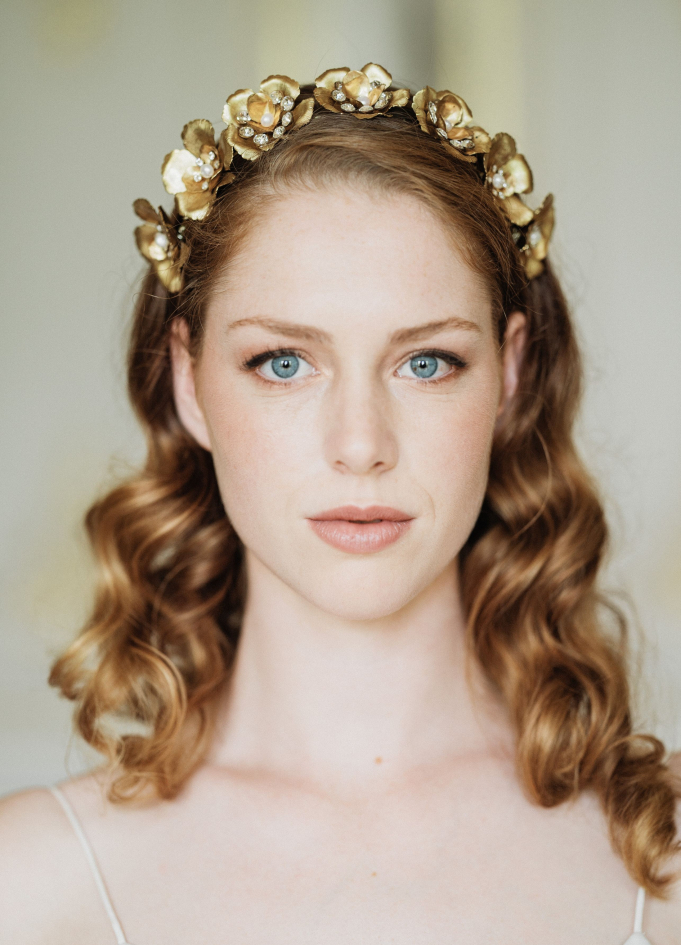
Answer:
410, 355, 438, 378
271, 354, 299, 378
249, 350, 316, 382
396, 350, 462, 381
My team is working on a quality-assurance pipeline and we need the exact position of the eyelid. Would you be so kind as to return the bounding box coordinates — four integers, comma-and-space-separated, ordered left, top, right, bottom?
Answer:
242, 347, 317, 383
400, 347, 467, 366
395, 347, 467, 380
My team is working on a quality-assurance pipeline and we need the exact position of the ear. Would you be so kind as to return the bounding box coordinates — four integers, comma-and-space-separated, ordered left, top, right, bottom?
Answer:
169, 318, 212, 451
496, 309, 527, 421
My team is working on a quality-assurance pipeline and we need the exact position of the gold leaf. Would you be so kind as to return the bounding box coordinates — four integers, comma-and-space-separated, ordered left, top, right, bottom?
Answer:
181, 119, 216, 158
223, 88, 253, 126
260, 74, 300, 101
500, 194, 534, 227
313, 87, 339, 112
291, 97, 314, 129
314, 67, 350, 91
133, 198, 159, 224
161, 149, 196, 195
390, 88, 410, 108
361, 62, 392, 87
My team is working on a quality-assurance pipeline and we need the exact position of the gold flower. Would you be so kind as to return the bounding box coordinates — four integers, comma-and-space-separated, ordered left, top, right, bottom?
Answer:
223, 75, 314, 160
161, 119, 234, 221
484, 132, 534, 226
520, 194, 555, 279
314, 63, 410, 118
412, 86, 490, 161
133, 199, 188, 294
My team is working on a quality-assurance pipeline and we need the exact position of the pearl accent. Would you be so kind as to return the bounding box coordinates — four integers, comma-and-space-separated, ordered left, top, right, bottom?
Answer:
153, 231, 169, 249
200, 163, 213, 178
260, 112, 274, 127
491, 169, 507, 191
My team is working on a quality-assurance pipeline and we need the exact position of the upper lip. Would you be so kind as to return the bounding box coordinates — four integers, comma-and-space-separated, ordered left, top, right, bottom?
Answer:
308, 505, 414, 522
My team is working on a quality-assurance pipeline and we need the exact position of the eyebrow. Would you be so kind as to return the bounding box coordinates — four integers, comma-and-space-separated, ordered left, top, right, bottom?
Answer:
225, 314, 482, 345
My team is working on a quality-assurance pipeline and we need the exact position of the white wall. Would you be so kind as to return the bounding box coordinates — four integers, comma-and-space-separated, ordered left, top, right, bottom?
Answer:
1, 0, 679, 795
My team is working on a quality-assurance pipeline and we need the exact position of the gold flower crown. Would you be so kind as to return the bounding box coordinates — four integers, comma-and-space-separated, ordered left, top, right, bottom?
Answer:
134, 63, 554, 294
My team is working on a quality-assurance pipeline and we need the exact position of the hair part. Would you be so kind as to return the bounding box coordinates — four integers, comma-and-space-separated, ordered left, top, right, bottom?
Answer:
50, 101, 680, 895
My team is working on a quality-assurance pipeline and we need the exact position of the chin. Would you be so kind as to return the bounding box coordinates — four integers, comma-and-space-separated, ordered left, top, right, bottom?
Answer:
303, 582, 422, 622
283, 547, 455, 622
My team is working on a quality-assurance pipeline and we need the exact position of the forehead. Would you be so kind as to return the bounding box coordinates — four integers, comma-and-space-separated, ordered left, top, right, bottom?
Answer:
208, 187, 493, 338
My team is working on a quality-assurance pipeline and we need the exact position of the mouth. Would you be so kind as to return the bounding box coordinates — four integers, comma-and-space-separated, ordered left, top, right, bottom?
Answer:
307, 505, 414, 554
309, 505, 413, 523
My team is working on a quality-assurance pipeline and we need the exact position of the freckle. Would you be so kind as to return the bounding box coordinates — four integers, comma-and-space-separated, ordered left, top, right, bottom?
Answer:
371, 871, 377, 877
375, 756, 382, 764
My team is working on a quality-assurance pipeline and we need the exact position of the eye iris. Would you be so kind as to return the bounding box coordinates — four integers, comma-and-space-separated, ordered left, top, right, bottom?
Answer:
271, 355, 299, 378
411, 355, 438, 378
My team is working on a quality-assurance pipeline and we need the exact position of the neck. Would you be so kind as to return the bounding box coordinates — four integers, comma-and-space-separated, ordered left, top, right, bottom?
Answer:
208, 550, 514, 792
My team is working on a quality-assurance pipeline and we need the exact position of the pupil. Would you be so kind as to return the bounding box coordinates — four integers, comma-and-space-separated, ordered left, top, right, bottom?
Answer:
272, 355, 299, 378
411, 355, 437, 378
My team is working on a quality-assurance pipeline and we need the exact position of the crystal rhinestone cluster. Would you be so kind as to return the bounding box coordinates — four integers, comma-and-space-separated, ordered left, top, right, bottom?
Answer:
223, 75, 314, 162
134, 62, 554, 291
313, 64, 409, 116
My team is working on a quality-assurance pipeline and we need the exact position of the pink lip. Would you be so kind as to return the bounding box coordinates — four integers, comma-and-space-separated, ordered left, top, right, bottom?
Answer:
307, 505, 414, 554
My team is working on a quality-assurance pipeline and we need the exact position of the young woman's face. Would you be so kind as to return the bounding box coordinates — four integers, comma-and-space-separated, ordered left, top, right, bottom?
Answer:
173, 188, 522, 620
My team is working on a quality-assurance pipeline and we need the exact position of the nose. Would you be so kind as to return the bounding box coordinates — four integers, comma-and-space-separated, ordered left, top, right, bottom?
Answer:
323, 372, 398, 475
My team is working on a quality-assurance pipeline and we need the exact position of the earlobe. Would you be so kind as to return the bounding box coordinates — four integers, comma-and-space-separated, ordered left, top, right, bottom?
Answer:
169, 319, 212, 452
497, 310, 527, 420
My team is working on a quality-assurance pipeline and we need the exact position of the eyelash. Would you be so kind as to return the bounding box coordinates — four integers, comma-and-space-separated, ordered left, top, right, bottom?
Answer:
242, 347, 468, 384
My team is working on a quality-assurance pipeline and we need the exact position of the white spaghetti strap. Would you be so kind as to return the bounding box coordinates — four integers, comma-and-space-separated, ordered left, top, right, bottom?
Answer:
634, 885, 646, 933
622, 885, 653, 944
49, 785, 133, 945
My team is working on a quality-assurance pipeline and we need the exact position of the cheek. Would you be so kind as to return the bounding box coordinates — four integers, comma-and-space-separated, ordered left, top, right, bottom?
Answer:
197, 368, 316, 538
402, 363, 501, 530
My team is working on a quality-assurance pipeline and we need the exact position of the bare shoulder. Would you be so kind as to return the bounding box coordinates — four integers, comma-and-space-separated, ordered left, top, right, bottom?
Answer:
0, 777, 111, 944
0, 784, 73, 879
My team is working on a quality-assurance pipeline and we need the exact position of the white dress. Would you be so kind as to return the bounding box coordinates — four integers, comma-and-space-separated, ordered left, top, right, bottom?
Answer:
50, 785, 653, 945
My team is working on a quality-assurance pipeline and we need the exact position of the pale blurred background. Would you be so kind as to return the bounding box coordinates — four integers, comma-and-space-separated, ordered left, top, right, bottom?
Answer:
1, 0, 680, 796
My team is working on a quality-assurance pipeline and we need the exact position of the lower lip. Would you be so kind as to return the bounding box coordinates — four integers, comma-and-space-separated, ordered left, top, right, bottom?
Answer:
307, 518, 413, 554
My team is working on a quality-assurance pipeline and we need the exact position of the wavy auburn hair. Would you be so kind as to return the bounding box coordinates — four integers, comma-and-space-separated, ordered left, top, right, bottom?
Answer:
50, 98, 680, 895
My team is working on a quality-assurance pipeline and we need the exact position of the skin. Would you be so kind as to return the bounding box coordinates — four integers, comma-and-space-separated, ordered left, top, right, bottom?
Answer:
0, 188, 679, 945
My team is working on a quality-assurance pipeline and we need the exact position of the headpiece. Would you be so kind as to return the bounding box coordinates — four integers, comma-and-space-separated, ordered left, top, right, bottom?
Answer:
134, 63, 554, 294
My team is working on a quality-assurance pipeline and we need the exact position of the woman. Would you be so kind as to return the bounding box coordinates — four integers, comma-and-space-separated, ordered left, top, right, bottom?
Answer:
0, 64, 679, 944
